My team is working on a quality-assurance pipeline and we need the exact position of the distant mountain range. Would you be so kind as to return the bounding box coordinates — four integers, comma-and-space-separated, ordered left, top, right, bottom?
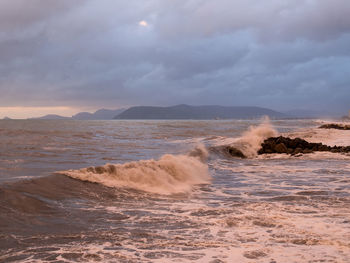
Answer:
33, 109, 125, 120
72, 109, 125, 120
114, 104, 287, 119
30, 105, 343, 120
32, 114, 71, 120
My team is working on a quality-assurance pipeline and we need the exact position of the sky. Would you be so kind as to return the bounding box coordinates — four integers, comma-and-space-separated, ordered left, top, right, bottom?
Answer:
0, 0, 350, 118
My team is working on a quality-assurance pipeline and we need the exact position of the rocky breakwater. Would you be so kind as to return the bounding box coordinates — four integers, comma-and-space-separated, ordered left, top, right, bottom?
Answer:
319, 124, 350, 130
258, 136, 350, 156
226, 136, 350, 158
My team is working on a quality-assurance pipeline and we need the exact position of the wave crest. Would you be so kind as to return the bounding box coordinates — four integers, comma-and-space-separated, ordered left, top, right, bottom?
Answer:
58, 146, 210, 195
228, 117, 278, 158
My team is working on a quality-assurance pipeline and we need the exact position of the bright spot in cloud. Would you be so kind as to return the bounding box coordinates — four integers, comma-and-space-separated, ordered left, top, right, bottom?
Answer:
139, 20, 148, 27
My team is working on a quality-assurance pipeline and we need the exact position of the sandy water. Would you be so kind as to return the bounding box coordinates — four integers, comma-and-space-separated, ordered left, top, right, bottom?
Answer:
0, 119, 350, 262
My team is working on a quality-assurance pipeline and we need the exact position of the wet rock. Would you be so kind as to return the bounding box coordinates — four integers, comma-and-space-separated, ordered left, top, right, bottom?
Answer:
258, 136, 350, 156
319, 123, 350, 130
287, 148, 294, 154
293, 147, 302, 155
311, 143, 322, 151
318, 144, 330, 151
275, 143, 288, 153
227, 135, 350, 158
302, 149, 313, 154
226, 146, 246, 158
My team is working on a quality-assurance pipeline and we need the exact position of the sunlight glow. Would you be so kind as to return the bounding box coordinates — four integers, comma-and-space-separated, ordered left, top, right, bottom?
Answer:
138, 20, 148, 27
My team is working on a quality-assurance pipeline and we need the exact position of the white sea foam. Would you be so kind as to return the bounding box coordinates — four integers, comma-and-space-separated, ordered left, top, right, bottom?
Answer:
287, 127, 350, 147
232, 117, 278, 158
59, 145, 210, 195
210, 135, 240, 147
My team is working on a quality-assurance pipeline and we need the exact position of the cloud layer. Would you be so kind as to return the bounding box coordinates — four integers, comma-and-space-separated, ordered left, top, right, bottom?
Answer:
1, 0, 349, 113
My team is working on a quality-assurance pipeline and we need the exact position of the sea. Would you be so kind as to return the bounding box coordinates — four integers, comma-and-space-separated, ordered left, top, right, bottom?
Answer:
0, 119, 350, 263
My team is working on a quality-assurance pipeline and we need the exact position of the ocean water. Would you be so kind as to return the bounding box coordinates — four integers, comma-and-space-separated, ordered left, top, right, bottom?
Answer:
0, 119, 350, 262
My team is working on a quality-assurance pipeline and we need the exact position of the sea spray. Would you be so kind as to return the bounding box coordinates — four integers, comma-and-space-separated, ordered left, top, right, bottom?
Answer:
234, 117, 278, 158
58, 145, 210, 195
189, 143, 209, 162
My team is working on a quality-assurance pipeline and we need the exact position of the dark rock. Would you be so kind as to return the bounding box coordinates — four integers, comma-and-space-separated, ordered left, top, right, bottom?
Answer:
289, 139, 298, 148
318, 145, 329, 151
319, 124, 350, 130
275, 143, 288, 153
258, 136, 350, 156
292, 148, 303, 155
287, 148, 294, 154
227, 147, 246, 158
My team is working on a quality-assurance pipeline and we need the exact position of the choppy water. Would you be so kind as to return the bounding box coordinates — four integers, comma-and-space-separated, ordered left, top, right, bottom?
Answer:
1, 119, 350, 262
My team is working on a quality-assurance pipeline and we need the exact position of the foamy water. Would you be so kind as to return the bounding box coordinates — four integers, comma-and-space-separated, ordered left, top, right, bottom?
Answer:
0, 119, 350, 262
59, 148, 210, 195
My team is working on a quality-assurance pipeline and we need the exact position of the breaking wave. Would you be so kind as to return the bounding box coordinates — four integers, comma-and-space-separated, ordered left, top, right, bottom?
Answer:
211, 117, 278, 158
237, 117, 278, 157
58, 145, 210, 195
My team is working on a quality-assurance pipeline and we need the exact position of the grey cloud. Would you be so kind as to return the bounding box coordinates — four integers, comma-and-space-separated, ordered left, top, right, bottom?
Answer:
0, 0, 349, 113
154, 0, 350, 41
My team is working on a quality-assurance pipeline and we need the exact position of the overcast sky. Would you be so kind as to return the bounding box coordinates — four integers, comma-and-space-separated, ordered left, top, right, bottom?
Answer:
1, 0, 350, 118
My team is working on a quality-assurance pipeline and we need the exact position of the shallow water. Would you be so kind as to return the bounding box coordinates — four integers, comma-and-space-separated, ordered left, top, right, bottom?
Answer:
0, 119, 350, 262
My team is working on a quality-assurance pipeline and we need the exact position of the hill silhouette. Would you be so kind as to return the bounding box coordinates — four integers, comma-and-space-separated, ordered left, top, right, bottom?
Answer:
114, 104, 286, 120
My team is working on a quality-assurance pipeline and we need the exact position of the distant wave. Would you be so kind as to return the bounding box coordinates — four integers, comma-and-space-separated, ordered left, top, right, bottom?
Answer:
58, 145, 210, 195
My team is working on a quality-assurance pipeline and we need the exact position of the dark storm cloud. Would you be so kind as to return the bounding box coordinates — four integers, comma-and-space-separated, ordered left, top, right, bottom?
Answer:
154, 0, 350, 41
0, 0, 349, 113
